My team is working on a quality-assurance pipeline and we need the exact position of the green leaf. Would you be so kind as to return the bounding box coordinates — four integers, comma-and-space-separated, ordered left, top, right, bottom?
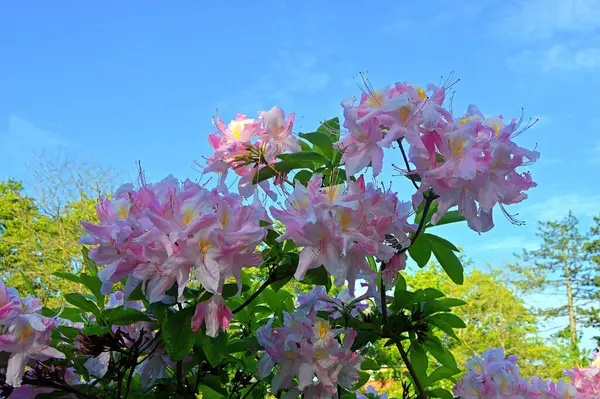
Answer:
82, 247, 98, 276
278, 151, 328, 168
394, 273, 407, 292
53, 272, 81, 284
163, 306, 196, 362
360, 358, 380, 370
408, 234, 432, 268
64, 293, 102, 318
126, 283, 145, 301
79, 274, 105, 308
254, 161, 296, 184
20, 271, 36, 296
428, 313, 466, 329
424, 336, 457, 369
261, 287, 294, 312
317, 117, 340, 140
351, 370, 371, 390
201, 332, 228, 367
422, 298, 466, 315
427, 367, 460, 385
82, 325, 111, 336
299, 132, 334, 159
301, 266, 330, 287
424, 233, 459, 252
426, 210, 465, 228
271, 275, 292, 292
55, 307, 84, 323
410, 344, 429, 380
107, 307, 151, 325
294, 170, 313, 186
198, 382, 227, 398
426, 388, 455, 399
430, 242, 464, 285
265, 228, 280, 246
57, 325, 81, 340
228, 338, 260, 353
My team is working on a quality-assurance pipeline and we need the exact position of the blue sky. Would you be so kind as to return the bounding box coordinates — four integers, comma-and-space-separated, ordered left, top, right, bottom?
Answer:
1, 1, 600, 348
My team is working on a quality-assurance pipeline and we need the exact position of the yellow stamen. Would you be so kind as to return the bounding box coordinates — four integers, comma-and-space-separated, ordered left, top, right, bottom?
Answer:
325, 186, 338, 204
366, 91, 383, 108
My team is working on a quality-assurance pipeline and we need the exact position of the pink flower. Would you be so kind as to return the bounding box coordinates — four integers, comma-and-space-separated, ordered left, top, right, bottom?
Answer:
0, 283, 65, 387
81, 177, 268, 308
259, 106, 301, 159
191, 294, 232, 338
271, 174, 414, 293
256, 307, 363, 397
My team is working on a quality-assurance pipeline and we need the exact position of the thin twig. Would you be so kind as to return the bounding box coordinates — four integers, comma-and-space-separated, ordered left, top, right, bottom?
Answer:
395, 341, 426, 399
399, 192, 438, 254
241, 379, 261, 399
233, 273, 288, 315
397, 138, 420, 190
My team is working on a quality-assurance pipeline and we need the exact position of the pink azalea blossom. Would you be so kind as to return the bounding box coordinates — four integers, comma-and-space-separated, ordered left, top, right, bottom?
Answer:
256, 307, 363, 398
0, 283, 65, 387
271, 174, 414, 292
191, 294, 233, 338
80, 176, 268, 308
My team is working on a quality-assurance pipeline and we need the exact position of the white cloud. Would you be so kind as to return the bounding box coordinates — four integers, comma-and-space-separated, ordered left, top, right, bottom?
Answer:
507, 44, 600, 72
497, 0, 600, 40
524, 194, 600, 220
0, 116, 71, 177
477, 236, 539, 252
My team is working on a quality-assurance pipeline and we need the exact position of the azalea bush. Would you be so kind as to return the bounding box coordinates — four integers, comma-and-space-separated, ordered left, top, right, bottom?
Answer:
1, 74, 592, 399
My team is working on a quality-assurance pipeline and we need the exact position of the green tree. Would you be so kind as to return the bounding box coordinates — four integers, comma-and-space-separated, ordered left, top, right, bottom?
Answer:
0, 153, 118, 306
509, 212, 598, 358
368, 263, 566, 392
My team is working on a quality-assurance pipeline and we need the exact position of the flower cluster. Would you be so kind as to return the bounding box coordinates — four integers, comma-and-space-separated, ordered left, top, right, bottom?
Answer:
0, 282, 65, 387
338, 79, 539, 233
204, 107, 300, 199
80, 175, 268, 313
453, 348, 600, 398
564, 354, 600, 398
257, 308, 363, 398
272, 174, 415, 292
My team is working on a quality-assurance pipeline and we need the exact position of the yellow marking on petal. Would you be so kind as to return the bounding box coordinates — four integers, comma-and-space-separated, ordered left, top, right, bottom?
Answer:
183, 208, 199, 226
450, 138, 466, 157
488, 121, 502, 136
315, 351, 326, 359
338, 211, 351, 230
316, 320, 329, 339
199, 238, 211, 253
417, 87, 426, 101
116, 203, 130, 219
221, 209, 229, 227
286, 352, 296, 359
19, 324, 33, 341
398, 107, 410, 124
230, 121, 244, 139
